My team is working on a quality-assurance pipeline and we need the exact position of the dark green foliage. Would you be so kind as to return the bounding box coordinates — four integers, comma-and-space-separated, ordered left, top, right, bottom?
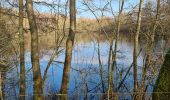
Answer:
153, 49, 170, 100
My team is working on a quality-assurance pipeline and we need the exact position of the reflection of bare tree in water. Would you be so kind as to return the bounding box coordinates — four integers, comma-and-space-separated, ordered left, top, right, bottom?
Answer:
1, 0, 170, 99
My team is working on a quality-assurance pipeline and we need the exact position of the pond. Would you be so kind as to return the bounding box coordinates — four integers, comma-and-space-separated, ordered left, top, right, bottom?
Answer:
3, 33, 168, 100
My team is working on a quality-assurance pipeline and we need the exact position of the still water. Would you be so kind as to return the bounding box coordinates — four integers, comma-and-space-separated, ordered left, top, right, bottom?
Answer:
4, 33, 167, 100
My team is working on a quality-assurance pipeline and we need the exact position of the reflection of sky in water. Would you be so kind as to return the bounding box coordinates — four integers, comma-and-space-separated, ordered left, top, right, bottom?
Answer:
5, 38, 146, 99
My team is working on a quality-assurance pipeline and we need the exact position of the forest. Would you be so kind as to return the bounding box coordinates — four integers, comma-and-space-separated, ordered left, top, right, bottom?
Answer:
0, 0, 170, 100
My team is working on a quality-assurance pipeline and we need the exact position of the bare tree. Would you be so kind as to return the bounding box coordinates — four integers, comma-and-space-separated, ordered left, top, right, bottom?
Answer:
60, 0, 76, 99
140, 0, 160, 99
107, 0, 124, 99
19, 0, 26, 99
133, 0, 144, 99
151, 0, 160, 42
26, 0, 43, 99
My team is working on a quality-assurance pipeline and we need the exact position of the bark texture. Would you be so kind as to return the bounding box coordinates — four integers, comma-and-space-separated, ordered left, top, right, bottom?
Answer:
26, 0, 43, 99
19, 0, 26, 99
133, 0, 143, 98
60, 0, 76, 99
140, 0, 160, 99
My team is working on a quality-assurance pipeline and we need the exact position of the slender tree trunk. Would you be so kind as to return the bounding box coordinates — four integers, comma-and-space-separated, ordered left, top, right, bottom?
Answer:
133, 0, 143, 99
60, 0, 76, 99
97, 39, 105, 93
19, 0, 26, 100
26, 0, 43, 100
107, 1, 124, 99
107, 41, 112, 99
151, 0, 160, 43
111, 0, 124, 91
140, 0, 160, 99
0, 71, 3, 100
0, 70, 5, 100
140, 53, 150, 99
0, 3, 3, 100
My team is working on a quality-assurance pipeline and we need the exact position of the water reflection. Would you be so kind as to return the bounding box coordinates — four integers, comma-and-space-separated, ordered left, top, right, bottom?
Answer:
3, 33, 168, 100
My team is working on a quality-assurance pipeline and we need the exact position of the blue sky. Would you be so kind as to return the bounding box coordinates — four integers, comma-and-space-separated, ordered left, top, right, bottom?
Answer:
34, 0, 141, 18
2, 0, 154, 18
77, 0, 140, 18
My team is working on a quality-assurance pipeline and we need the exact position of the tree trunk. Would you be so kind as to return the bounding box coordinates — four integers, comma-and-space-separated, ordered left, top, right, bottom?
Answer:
108, 0, 124, 99
60, 0, 76, 99
133, 0, 143, 99
97, 39, 105, 94
151, 0, 160, 43
0, 72, 3, 100
111, 0, 124, 91
153, 49, 170, 100
140, 0, 160, 99
19, 0, 26, 100
0, 70, 5, 100
26, 0, 43, 100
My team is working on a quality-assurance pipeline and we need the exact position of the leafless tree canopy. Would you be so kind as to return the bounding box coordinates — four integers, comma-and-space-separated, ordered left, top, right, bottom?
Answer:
0, 0, 170, 100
